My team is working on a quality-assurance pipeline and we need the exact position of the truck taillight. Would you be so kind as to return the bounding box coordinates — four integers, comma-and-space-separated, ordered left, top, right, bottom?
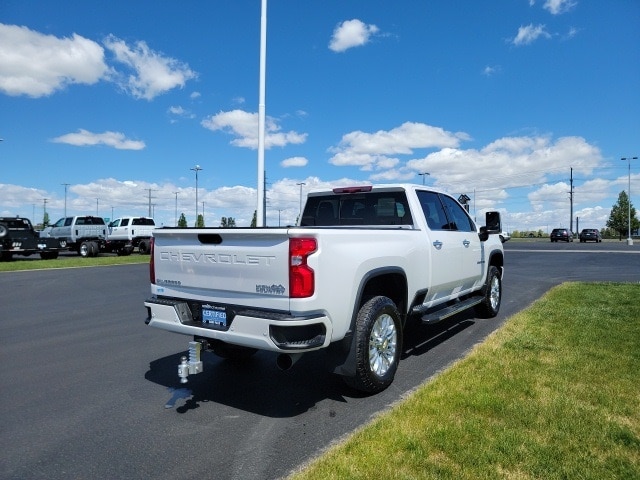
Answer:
149, 237, 155, 284
289, 237, 316, 298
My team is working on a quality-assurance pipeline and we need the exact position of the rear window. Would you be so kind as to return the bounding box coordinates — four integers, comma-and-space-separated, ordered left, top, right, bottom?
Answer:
1, 218, 31, 229
132, 218, 155, 226
300, 192, 413, 226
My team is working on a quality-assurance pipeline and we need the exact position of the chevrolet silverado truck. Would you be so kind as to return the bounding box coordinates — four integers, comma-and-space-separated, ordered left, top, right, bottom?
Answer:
46, 215, 109, 257
144, 184, 504, 393
0, 216, 66, 261
106, 216, 156, 255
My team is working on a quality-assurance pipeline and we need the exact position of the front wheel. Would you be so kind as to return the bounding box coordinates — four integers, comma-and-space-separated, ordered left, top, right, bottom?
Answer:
476, 265, 502, 318
343, 296, 402, 394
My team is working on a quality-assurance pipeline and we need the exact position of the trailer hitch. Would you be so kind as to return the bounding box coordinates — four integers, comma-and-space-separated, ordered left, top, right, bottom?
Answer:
177, 340, 205, 383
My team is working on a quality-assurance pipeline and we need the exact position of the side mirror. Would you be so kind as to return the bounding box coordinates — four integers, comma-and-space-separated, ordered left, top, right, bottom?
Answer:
485, 211, 501, 233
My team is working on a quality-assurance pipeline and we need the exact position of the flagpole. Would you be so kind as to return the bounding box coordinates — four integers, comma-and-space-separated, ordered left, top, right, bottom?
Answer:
256, 0, 267, 226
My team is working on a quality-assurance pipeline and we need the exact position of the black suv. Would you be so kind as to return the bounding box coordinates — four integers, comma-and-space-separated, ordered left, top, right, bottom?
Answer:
550, 228, 573, 242
579, 228, 602, 243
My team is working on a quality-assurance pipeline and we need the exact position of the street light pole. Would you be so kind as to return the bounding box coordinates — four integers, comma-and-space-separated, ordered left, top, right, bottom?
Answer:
296, 182, 306, 221
61, 183, 70, 217
173, 192, 179, 226
190, 165, 202, 226
621, 156, 637, 246
419, 172, 430, 185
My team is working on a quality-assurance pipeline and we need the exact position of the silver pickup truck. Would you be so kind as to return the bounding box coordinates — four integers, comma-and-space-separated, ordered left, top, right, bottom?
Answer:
145, 184, 504, 393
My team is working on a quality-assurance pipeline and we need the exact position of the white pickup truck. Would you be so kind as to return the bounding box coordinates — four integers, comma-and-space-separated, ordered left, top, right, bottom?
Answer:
106, 216, 156, 255
144, 184, 504, 393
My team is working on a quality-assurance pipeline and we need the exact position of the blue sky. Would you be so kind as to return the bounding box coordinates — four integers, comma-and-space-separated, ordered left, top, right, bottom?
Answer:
1, 0, 639, 232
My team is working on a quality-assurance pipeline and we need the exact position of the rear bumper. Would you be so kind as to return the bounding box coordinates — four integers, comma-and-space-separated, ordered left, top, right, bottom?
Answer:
144, 296, 332, 353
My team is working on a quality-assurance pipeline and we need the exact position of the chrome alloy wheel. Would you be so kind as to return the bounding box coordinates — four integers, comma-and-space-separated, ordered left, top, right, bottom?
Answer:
489, 274, 501, 311
368, 313, 398, 377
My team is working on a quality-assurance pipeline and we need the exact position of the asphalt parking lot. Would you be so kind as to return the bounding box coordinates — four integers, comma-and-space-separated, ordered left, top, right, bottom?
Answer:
1, 240, 638, 480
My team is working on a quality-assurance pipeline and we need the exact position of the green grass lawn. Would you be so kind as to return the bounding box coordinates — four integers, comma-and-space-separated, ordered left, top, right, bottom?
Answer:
290, 282, 640, 480
0, 253, 149, 272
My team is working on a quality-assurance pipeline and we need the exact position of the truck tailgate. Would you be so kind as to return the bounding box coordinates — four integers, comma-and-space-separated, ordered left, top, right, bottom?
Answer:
152, 228, 292, 311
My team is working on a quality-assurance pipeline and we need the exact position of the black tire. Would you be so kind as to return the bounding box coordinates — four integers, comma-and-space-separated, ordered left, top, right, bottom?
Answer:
211, 342, 257, 361
79, 241, 91, 258
138, 240, 149, 255
0, 224, 7, 238
476, 265, 502, 318
1, 251, 13, 261
343, 296, 402, 394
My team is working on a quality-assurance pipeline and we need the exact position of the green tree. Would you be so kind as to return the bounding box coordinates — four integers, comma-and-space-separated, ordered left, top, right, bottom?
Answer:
220, 217, 236, 227
42, 212, 50, 227
250, 210, 257, 228
196, 214, 205, 227
178, 213, 188, 227
606, 191, 639, 240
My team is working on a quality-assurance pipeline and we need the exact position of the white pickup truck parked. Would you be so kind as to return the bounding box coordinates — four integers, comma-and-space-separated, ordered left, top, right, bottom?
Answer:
144, 184, 504, 393
106, 216, 156, 255
46, 215, 109, 257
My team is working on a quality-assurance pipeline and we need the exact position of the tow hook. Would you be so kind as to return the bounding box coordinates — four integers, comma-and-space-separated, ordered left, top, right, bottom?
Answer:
178, 340, 206, 383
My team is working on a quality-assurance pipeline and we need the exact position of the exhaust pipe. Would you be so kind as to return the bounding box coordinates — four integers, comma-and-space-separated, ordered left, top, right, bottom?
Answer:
276, 353, 303, 371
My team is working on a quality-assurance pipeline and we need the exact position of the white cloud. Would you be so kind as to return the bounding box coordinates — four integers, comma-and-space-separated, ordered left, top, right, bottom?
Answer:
0, 23, 108, 97
329, 19, 379, 52
281, 157, 308, 168
405, 135, 601, 194
328, 122, 469, 170
51, 129, 145, 150
104, 35, 197, 100
168, 105, 195, 120
543, 0, 577, 15
201, 109, 307, 149
512, 24, 552, 46
482, 65, 501, 76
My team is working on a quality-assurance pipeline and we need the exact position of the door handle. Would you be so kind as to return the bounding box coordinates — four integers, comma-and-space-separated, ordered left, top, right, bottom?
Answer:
463, 240, 470, 247
432, 240, 443, 250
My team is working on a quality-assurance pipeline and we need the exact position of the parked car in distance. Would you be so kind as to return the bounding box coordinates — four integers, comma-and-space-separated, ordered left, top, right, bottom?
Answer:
550, 228, 573, 242
499, 231, 511, 243
579, 228, 602, 243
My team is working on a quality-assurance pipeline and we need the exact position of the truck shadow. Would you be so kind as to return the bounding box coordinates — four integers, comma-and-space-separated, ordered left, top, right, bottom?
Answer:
402, 311, 477, 360
144, 310, 478, 418
145, 350, 348, 418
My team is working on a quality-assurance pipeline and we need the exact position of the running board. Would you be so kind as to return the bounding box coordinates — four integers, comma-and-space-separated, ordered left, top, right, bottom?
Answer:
418, 297, 483, 324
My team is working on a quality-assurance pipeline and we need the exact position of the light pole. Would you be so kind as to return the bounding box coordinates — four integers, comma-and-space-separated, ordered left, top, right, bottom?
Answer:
418, 172, 430, 185
296, 182, 306, 220
61, 183, 70, 217
173, 192, 179, 226
621, 156, 637, 246
190, 165, 202, 225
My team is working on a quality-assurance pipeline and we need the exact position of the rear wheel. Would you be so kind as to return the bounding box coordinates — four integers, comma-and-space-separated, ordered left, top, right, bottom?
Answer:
138, 240, 149, 254
344, 296, 402, 394
476, 265, 501, 318
79, 242, 91, 257
0, 224, 7, 238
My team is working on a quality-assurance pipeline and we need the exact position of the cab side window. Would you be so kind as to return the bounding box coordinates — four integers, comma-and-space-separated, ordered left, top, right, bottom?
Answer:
440, 195, 475, 232
416, 191, 450, 230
